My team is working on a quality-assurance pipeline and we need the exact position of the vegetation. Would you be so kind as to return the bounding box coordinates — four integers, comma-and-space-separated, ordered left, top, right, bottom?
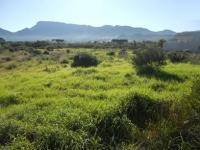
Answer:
107, 51, 115, 56
0, 41, 200, 149
132, 49, 166, 76
71, 53, 99, 67
168, 51, 189, 63
0, 38, 5, 44
158, 39, 166, 48
133, 49, 166, 68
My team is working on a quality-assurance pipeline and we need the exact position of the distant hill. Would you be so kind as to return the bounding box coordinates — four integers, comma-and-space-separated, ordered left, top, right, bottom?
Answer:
0, 28, 13, 38
0, 21, 176, 41
164, 31, 200, 51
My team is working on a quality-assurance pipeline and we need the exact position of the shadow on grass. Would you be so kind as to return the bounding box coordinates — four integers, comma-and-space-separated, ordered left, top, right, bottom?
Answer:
137, 66, 184, 82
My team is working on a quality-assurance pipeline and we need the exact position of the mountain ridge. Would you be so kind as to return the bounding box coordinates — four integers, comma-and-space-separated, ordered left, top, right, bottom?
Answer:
0, 21, 177, 41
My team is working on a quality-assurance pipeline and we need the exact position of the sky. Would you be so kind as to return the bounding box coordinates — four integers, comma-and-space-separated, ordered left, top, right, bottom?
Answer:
1, 0, 200, 32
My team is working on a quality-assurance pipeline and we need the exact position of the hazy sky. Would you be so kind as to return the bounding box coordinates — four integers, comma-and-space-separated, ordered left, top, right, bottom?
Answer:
1, 0, 200, 32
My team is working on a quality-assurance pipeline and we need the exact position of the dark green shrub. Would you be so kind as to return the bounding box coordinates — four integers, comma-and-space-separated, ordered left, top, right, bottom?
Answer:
66, 49, 70, 53
188, 77, 200, 114
191, 77, 200, 100
0, 120, 22, 145
133, 49, 166, 69
122, 94, 170, 128
158, 39, 166, 48
71, 53, 98, 67
168, 51, 189, 63
60, 59, 69, 64
46, 46, 54, 51
107, 51, 115, 56
5, 64, 17, 70
1, 57, 12, 62
96, 114, 136, 147
0, 95, 20, 107
163, 78, 200, 149
32, 41, 49, 49
169, 118, 200, 150
27, 48, 41, 55
189, 54, 200, 64
33, 49, 42, 55
43, 50, 49, 55
8, 47, 17, 52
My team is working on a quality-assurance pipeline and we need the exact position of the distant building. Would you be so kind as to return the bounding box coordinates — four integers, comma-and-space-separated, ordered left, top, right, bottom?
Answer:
112, 39, 128, 44
52, 39, 64, 43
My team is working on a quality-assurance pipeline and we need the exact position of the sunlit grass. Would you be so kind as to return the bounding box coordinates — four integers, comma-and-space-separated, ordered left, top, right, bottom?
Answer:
0, 48, 200, 149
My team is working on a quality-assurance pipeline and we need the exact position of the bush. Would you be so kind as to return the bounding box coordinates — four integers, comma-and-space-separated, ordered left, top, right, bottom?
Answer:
43, 50, 49, 55
66, 49, 70, 53
168, 51, 189, 63
133, 49, 166, 69
2, 138, 35, 150
191, 77, 200, 100
27, 48, 41, 55
0, 120, 22, 145
32, 41, 49, 49
188, 54, 200, 64
167, 78, 200, 149
71, 53, 99, 67
96, 114, 136, 147
107, 51, 115, 56
122, 94, 170, 128
1, 57, 12, 62
188, 77, 200, 114
0, 95, 20, 107
46, 46, 54, 51
5, 64, 17, 70
169, 121, 200, 150
60, 58, 69, 64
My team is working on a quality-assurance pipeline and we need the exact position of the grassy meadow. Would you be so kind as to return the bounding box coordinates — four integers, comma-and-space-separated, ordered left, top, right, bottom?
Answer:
0, 47, 200, 149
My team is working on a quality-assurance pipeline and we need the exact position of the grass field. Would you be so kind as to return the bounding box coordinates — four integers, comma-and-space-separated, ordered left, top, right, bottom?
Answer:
0, 48, 200, 149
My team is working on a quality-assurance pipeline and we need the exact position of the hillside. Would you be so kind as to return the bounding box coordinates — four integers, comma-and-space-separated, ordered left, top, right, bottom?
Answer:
164, 31, 200, 51
0, 21, 176, 41
0, 28, 13, 39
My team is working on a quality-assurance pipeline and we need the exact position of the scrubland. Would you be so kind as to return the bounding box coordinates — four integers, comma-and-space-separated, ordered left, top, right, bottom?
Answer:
0, 47, 200, 149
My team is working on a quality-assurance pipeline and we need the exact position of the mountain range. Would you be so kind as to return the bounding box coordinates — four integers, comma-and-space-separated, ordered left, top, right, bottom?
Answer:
0, 21, 176, 41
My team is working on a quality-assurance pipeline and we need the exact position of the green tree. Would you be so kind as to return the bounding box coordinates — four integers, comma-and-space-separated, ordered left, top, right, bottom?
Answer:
158, 39, 166, 48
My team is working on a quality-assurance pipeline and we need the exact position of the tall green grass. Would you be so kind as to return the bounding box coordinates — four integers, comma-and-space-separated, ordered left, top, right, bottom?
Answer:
0, 48, 200, 149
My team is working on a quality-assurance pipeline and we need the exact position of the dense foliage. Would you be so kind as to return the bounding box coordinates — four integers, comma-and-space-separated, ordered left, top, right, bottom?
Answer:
133, 49, 166, 72
71, 53, 99, 67
168, 51, 189, 63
